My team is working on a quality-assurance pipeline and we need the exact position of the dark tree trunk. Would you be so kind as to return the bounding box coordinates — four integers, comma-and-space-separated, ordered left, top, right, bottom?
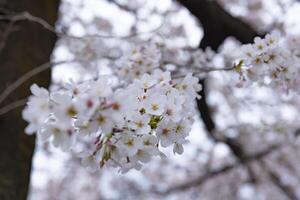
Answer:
177, 0, 260, 160
177, 0, 259, 135
177, 0, 260, 166
0, 0, 59, 199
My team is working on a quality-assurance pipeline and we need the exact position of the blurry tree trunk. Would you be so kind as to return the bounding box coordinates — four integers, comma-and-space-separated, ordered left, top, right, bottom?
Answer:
177, 1, 297, 199
177, 0, 260, 167
177, 0, 258, 135
0, 0, 59, 199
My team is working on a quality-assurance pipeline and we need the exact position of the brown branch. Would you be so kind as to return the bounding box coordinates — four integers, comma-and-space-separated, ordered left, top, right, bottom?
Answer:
0, 99, 27, 116
0, 11, 164, 40
0, 60, 75, 107
172, 66, 235, 79
0, 13, 20, 53
161, 143, 282, 194
259, 160, 297, 200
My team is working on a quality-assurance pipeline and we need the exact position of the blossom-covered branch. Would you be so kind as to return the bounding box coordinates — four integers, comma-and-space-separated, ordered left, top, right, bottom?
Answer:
235, 31, 300, 94
22, 43, 202, 172
21, 30, 300, 174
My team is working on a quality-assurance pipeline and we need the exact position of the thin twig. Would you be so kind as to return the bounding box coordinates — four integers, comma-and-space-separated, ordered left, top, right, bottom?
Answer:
0, 98, 27, 116
0, 11, 165, 40
0, 12, 21, 53
172, 66, 235, 79
159, 143, 282, 194
0, 60, 72, 106
259, 160, 297, 200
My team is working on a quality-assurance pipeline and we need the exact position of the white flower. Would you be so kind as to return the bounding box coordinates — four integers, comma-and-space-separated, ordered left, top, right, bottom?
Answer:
152, 69, 171, 84
164, 102, 181, 122
118, 135, 143, 156
140, 73, 157, 89
75, 119, 99, 137
111, 89, 138, 125
51, 93, 77, 129
177, 73, 202, 99
65, 79, 89, 97
265, 31, 280, 49
254, 37, 267, 53
174, 119, 191, 138
23, 84, 50, 134
263, 49, 283, 70
89, 76, 113, 98
92, 111, 114, 135
241, 44, 255, 59
132, 149, 152, 163
22, 109, 44, 134
167, 88, 185, 106
156, 120, 176, 147
144, 92, 167, 115
128, 114, 151, 135
41, 122, 75, 151
141, 134, 160, 155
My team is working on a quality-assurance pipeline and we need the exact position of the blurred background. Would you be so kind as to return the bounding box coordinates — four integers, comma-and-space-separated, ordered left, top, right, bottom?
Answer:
1, 0, 300, 199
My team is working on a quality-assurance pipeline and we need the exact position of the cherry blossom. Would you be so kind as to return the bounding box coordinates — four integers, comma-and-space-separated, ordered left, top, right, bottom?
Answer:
22, 84, 50, 134
22, 43, 202, 172
236, 31, 300, 93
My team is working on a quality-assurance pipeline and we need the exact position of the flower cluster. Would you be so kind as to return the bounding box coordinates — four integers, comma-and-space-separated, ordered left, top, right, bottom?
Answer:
192, 47, 216, 69
23, 44, 202, 173
236, 32, 300, 93
116, 42, 162, 83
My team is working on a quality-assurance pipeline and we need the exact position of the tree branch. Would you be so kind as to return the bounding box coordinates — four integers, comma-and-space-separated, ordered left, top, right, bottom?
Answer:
177, 0, 260, 49
0, 60, 75, 107
0, 11, 164, 40
161, 143, 282, 194
176, 0, 260, 161
259, 160, 297, 200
